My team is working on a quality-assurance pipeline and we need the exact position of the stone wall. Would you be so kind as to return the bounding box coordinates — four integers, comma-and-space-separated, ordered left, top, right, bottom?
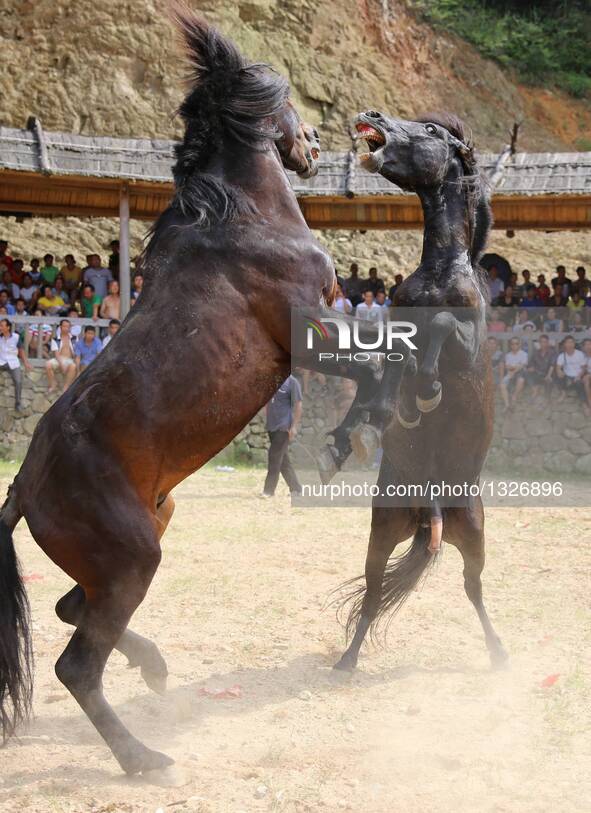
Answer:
2, 371, 591, 477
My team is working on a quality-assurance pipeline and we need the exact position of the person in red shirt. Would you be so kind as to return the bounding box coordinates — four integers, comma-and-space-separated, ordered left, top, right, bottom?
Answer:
9, 258, 25, 286
536, 274, 551, 303
0, 240, 13, 272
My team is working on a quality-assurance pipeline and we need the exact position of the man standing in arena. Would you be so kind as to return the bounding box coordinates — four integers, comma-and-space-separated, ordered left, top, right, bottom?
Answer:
262, 374, 303, 497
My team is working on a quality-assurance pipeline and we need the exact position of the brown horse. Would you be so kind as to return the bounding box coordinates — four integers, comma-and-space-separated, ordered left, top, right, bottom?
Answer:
334, 110, 508, 672
0, 10, 334, 775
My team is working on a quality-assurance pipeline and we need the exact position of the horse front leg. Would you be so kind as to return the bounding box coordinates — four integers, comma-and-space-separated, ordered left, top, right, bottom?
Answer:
416, 312, 477, 413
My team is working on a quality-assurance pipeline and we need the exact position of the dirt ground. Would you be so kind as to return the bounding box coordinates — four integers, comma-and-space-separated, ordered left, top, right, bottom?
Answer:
0, 463, 589, 813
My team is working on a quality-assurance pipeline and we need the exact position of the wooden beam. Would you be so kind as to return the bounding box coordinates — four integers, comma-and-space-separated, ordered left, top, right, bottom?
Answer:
0, 169, 589, 230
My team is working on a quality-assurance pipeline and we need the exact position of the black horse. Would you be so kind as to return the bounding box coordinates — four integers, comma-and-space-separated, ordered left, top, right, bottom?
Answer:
334, 111, 508, 671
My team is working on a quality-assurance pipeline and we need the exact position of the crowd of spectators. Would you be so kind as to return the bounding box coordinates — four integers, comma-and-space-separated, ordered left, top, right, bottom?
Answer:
0, 238, 137, 406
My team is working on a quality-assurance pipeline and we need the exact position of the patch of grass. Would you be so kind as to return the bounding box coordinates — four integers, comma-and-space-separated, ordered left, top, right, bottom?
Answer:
411, 0, 591, 100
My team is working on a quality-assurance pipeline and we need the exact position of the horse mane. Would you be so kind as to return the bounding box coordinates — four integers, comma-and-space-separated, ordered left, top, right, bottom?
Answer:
171, 4, 288, 198
143, 6, 291, 258
416, 112, 493, 274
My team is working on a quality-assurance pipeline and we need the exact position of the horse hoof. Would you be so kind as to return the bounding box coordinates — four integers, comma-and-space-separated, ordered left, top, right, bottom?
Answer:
119, 745, 175, 776
141, 667, 168, 695
396, 405, 421, 430
350, 424, 381, 464
317, 445, 339, 484
490, 646, 509, 670
333, 654, 357, 672
142, 764, 188, 787
416, 384, 442, 413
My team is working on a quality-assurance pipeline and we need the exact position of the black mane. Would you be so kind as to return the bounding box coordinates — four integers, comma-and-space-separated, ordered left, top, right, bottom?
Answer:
417, 111, 492, 268
144, 7, 290, 256
172, 7, 288, 191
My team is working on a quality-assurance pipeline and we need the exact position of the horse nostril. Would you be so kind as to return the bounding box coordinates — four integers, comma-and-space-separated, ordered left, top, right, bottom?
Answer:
366, 110, 382, 119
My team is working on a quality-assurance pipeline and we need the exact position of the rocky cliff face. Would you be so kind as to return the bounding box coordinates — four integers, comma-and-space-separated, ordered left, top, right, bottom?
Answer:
0, 0, 589, 278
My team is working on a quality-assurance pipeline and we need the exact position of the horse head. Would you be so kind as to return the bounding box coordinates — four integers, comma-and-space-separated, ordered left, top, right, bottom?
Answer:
275, 102, 320, 178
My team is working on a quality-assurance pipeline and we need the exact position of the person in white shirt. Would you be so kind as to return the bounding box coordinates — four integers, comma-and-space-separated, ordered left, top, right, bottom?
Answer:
556, 335, 588, 409
0, 318, 32, 410
333, 282, 352, 314
488, 266, 504, 302
355, 290, 382, 322
500, 337, 527, 411
46, 318, 77, 393
374, 289, 391, 318
102, 318, 121, 349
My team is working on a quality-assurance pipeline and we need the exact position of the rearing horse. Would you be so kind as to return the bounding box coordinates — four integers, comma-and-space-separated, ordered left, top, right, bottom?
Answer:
334, 110, 508, 672
0, 11, 334, 775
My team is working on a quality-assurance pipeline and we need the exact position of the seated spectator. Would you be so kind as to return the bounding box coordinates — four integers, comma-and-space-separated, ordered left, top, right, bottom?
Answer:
500, 336, 527, 411
131, 272, 143, 305
496, 285, 517, 308
543, 307, 563, 332
0, 240, 13, 272
556, 335, 588, 413
12, 299, 27, 341
28, 258, 42, 283
60, 254, 82, 293
80, 283, 101, 320
83, 254, 113, 300
0, 317, 32, 410
75, 325, 102, 372
99, 279, 121, 320
28, 310, 52, 358
37, 284, 66, 315
46, 319, 77, 393
572, 266, 589, 299
0, 290, 15, 315
375, 289, 390, 311
516, 269, 536, 300
10, 258, 25, 287
62, 308, 82, 340
355, 290, 382, 322
487, 308, 507, 332
333, 282, 352, 314
365, 267, 385, 297
344, 263, 365, 307
527, 333, 555, 399
52, 274, 70, 306
552, 265, 572, 298
0, 268, 19, 301
486, 336, 504, 385
513, 309, 537, 332
536, 274, 551, 303
40, 253, 59, 286
570, 311, 587, 333
567, 291, 585, 313
18, 273, 39, 310
521, 287, 541, 309
388, 273, 404, 303
487, 266, 504, 301
549, 283, 568, 308
102, 318, 121, 349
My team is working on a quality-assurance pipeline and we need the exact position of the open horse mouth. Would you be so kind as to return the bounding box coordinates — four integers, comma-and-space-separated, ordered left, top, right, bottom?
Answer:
355, 122, 386, 152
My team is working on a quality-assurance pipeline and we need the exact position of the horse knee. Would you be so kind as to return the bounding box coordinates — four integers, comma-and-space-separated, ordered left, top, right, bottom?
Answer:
55, 586, 85, 625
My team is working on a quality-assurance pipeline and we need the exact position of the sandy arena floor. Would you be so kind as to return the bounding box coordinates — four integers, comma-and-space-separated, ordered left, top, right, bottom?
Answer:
0, 464, 589, 813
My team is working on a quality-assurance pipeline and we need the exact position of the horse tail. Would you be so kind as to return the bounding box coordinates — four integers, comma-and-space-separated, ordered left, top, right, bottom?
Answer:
338, 522, 439, 642
0, 489, 33, 743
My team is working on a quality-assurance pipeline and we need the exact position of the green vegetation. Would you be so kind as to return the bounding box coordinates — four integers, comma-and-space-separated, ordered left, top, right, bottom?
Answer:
412, 0, 591, 99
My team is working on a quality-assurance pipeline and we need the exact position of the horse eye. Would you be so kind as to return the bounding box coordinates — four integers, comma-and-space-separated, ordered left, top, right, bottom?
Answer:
425, 124, 437, 135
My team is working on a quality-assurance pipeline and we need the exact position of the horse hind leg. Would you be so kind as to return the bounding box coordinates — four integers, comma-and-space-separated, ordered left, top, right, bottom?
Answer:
334, 501, 417, 671
54, 518, 173, 774
56, 585, 168, 695
446, 503, 509, 668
